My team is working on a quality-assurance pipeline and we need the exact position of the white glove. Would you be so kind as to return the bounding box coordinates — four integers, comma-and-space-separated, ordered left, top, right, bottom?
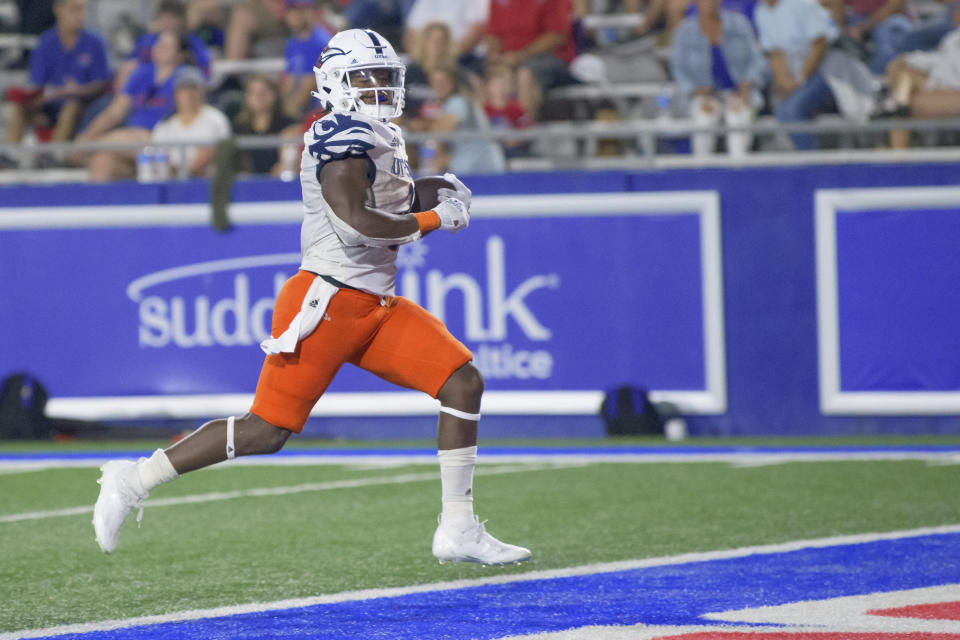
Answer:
437, 172, 472, 212
433, 196, 470, 233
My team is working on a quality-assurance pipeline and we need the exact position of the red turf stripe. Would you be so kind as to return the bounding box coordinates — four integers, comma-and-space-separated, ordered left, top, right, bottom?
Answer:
868, 600, 960, 620
657, 633, 960, 639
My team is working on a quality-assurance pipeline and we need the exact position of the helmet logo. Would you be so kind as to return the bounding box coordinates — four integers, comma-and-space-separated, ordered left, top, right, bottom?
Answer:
318, 46, 348, 66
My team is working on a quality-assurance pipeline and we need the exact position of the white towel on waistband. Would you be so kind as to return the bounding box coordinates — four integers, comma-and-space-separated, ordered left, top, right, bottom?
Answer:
259, 276, 339, 355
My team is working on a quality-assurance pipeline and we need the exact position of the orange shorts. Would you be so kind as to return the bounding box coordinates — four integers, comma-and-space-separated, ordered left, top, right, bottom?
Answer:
250, 270, 473, 432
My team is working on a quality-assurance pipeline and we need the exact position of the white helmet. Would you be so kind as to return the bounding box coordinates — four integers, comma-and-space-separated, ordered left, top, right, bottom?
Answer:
312, 28, 406, 121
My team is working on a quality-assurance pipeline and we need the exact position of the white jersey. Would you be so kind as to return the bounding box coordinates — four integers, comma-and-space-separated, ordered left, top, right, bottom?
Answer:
298, 111, 414, 296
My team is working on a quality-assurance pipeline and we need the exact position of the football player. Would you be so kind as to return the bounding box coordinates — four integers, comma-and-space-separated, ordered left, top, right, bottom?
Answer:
93, 28, 531, 566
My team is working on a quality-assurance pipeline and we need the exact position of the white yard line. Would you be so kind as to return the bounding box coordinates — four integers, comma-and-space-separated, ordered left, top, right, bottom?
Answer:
0, 462, 583, 524
2, 450, 960, 472
5, 523, 960, 640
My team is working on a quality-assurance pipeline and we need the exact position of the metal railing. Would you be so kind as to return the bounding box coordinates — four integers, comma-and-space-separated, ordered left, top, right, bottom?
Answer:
0, 115, 957, 184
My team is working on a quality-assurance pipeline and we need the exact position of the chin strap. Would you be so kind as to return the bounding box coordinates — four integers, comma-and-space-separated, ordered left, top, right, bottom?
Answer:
226, 416, 236, 460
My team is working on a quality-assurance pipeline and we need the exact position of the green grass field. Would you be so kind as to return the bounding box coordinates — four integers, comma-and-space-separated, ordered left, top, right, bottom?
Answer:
2, 437, 960, 636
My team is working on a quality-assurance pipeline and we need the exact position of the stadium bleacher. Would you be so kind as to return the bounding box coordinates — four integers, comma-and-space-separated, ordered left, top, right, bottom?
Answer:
0, 0, 956, 182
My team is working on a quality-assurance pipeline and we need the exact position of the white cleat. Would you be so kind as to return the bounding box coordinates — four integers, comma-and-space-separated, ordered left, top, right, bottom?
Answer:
432, 515, 532, 566
93, 460, 147, 554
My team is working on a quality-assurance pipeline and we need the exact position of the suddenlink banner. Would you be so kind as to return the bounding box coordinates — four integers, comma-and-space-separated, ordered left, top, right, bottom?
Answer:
0, 195, 721, 407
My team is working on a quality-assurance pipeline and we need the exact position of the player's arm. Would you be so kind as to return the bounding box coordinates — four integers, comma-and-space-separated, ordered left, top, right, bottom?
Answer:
320, 158, 470, 246
320, 157, 426, 245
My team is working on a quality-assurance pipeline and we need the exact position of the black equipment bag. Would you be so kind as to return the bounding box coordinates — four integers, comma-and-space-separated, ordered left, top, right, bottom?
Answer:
0, 372, 51, 439
600, 385, 664, 436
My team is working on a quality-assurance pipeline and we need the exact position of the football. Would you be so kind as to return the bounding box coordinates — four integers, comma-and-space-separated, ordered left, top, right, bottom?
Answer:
411, 175, 456, 212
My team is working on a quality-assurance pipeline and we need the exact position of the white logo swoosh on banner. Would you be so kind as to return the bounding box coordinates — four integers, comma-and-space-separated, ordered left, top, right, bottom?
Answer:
126, 253, 301, 302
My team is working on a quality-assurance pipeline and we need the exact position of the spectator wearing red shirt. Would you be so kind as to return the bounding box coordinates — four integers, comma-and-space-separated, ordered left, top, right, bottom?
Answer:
482, 63, 533, 157
485, 0, 577, 119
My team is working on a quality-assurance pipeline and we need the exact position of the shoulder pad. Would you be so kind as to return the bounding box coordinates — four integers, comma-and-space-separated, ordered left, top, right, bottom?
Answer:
307, 113, 377, 164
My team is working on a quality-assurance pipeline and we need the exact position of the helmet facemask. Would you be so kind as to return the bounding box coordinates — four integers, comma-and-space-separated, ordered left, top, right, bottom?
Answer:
344, 64, 405, 120
314, 61, 405, 121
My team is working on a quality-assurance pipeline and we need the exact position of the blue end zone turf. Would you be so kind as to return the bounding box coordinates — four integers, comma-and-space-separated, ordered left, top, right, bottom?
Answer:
42, 531, 960, 639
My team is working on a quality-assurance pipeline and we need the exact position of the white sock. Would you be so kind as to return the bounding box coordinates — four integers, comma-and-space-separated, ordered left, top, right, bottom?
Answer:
136, 449, 179, 494
437, 445, 477, 528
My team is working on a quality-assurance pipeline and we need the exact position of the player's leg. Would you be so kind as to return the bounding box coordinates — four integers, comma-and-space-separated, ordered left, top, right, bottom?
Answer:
354, 298, 531, 565
86, 127, 150, 182
51, 99, 82, 143
92, 412, 292, 553
431, 363, 529, 565
93, 272, 367, 553
690, 94, 720, 157
4, 101, 27, 145
223, 1, 258, 60
435, 362, 481, 529
724, 94, 755, 159
164, 412, 291, 474
436, 361, 482, 449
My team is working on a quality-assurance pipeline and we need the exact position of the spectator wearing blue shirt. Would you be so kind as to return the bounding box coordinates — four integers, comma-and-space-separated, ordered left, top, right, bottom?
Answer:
112, 1, 213, 94
3, 0, 109, 159
822, 0, 914, 73
671, 0, 768, 156
76, 30, 191, 182
130, 17, 212, 77
896, 1, 960, 54
754, 0, 840, 150
281, 0, 332, 118
187, 0, 228, 53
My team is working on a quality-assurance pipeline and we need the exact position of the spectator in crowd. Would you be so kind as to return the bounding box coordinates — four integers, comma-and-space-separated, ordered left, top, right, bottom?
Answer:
126, 1, 212, 79
822, 0, 914, 73
151, 67, 232, 178
670, 0, 768, 156
281, 0, 332, 118
895, 0, 960, 54
754, 0, 839, 150
232, 74, 301, 175
75, 30, 191, 182
881, 26, 960, 148
2, 0, 110, 167
407, 66, 506, 175
485, 0, 578, 120
343, 0, 414, 45
92, 0, 212, 135
187, 0, 228, 53
405, 21, 461, 117
481, 63, 533, 158
403, 0, 488, 66
224, 0, 290, 60
15, 0, 55, 36
627, 0, 692, 44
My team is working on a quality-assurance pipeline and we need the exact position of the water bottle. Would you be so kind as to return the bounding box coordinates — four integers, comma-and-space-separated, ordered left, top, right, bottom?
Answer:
136, 146, 156, 183
279, 143, 299, 182
418, 140, 438, 176
654, 88, 676, 153
655, 91, 672, 127
153, 148, 170, 181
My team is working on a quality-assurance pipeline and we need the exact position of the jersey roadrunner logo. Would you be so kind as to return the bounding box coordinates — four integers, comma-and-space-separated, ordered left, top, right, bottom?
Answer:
307, 113, 377, 177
